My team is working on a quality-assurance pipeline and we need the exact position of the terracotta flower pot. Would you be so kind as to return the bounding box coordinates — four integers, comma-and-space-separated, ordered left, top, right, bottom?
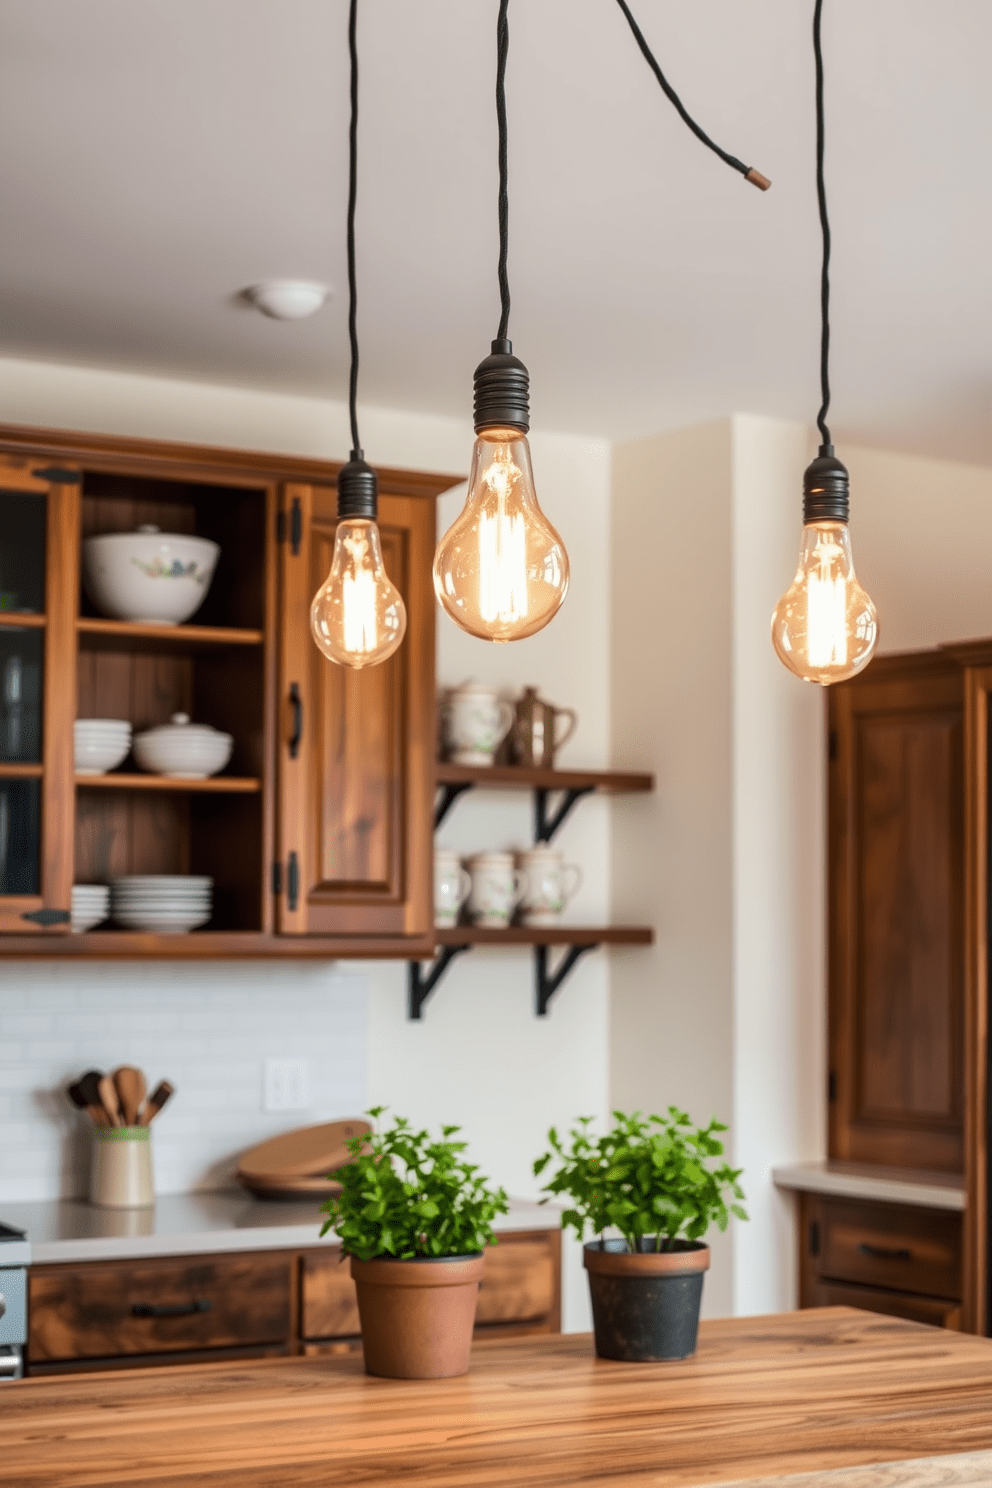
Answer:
583, 1238, 710, 1362
350, 1252, 485, 1378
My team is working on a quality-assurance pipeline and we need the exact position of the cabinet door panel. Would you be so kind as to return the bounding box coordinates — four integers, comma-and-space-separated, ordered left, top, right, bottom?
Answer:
0, 455, 76, 933
829, 656, 964, 1171
278, 483, 433, 941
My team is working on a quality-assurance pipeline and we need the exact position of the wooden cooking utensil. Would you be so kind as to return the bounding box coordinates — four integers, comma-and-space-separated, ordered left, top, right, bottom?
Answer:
77, 1070, 109, 1119
97, 1073, 124, 1128
112, 1066, 146, 1127
138, 1080, 174, 1125
66, 1079, 110, 1127
236, 1119, 372, 1183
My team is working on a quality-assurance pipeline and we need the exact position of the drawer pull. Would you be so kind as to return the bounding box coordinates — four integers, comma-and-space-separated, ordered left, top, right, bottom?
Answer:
132, 1299, 213, 1319
857, 1243, 912, 1262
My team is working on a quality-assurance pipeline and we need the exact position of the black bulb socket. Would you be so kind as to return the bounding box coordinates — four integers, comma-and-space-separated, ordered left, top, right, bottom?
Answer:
802, 445, 849, 525
473, 340, 530, 435
336, 451, 378, 521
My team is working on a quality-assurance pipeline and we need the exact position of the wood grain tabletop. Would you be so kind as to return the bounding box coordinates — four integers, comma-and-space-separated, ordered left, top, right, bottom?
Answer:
6, 1309, 992, 1488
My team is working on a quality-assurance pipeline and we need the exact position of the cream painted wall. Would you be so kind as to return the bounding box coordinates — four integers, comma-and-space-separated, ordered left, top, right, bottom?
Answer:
730, 416, 825, 1316
608, 420, 736, 1317
0, 356, 612, 1330
844, 443, 992, 651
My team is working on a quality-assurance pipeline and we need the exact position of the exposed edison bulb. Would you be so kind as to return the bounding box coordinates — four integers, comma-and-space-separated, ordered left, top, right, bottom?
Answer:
771, 521, 877, 685
433, 427, 569, 641
310, 518, 406, 670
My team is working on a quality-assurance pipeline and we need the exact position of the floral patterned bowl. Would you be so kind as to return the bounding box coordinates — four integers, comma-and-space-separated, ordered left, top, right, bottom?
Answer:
82, 526, 220, 625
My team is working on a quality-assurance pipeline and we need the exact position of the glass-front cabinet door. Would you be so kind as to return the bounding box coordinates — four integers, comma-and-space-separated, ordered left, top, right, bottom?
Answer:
0, 455, 77, 932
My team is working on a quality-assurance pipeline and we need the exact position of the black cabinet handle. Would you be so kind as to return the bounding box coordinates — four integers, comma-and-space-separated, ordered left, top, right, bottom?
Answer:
132, 1299, 213, 1319
288, 683, 303, 758
22, 909, 70, 926
287, 851, 299, 913
858, 1243, 912, 1262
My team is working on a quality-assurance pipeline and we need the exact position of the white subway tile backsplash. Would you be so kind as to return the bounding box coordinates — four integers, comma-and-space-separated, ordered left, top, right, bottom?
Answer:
0, 961, 367, 1202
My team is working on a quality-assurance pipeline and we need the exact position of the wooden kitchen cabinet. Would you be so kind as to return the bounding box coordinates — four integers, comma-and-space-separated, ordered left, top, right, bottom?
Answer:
277, 482, 433, 939
828, 651, 965, 1173
26, 1230, 562, 1374
0, 424, 456, 958
798, 1192, 962, 1330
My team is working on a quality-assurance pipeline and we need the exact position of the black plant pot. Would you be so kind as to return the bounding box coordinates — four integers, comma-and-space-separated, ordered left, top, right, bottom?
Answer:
583, 1238, 710, 1362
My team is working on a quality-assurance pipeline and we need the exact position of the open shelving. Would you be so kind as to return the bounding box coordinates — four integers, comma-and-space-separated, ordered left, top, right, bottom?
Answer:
410, 764, 655, 1019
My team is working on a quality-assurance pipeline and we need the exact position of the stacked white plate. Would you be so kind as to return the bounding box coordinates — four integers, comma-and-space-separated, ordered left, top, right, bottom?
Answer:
71, 883, 110, 934
74, 719, 131, 775
111, 875, 213, 934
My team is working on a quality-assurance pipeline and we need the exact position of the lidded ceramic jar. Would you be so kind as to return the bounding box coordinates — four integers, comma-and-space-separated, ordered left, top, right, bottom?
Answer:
133, 713, 233, 779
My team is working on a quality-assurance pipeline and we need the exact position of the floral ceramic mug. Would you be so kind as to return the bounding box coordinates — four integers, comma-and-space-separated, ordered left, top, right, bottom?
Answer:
465, 851, 524, 928
515, 845, 582, 926
434, 849, 472, 928
442, 685, 514, 766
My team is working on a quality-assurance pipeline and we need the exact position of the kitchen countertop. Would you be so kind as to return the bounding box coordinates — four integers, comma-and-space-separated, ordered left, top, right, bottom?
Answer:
4, 1309, 992, 1487
0, 1191, 558, 1265
773, 1159, 965, 1211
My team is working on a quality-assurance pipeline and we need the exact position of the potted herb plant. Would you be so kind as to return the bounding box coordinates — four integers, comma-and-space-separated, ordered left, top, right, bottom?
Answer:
320, 1107, 508, 1379
534, 1107, 746, 1362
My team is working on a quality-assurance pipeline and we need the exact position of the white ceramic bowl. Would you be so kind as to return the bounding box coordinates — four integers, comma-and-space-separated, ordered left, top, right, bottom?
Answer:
74, 719, 132, 775
132, 714, 233, 779
82, 527, 220, 625
112, 906, 212, 934
71, 883, 110, 934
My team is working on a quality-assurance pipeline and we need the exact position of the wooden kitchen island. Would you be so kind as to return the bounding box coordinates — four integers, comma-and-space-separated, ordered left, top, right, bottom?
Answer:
6, 1309, 992, 1488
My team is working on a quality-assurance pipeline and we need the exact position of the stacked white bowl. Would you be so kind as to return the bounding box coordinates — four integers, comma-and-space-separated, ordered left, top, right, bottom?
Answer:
71, 883, 110, 934
74, 719, 131, 776
111, 875, 213, 935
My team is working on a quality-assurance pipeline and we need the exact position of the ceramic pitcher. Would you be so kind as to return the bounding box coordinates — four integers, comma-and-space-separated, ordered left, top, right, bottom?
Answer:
434, 848, 472, 928
442, 684, 514, 766
510, 687, 578, 768
515, 845, 582, 925
466, 851, 524, 928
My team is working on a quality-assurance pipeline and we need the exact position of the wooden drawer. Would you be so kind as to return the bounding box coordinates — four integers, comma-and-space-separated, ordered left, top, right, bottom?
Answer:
29, 1252, 292, 1362
805, 1277, 962, 1331
301, 1231, 561, 1341
300, 1249, 360, 1340
813, 1197, 961, 1299
475, 1235, 557, 1326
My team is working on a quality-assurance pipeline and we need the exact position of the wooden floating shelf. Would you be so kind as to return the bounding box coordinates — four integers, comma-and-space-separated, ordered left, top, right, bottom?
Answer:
75, 774, 261, 793
0, 611, 45, 629
435, 924, 652, 948
436, 762, 654, 793
410, 924, 654, 1020
0, 761, 44, 779
77, 617, 264, 647
7, 930, 437, 959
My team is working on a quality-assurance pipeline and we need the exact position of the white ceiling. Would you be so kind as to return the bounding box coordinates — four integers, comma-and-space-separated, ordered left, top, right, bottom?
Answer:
0, 1, 990, 461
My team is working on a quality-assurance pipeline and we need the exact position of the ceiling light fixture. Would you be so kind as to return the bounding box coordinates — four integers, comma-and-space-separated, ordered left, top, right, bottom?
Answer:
771, 0, 877, 686
433, 0, 770, 645
309, 0, 406, 671
246, 280, 330, 321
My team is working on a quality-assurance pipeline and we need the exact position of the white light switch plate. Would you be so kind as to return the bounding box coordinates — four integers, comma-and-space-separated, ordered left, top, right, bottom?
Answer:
263, 1058, 309, 1111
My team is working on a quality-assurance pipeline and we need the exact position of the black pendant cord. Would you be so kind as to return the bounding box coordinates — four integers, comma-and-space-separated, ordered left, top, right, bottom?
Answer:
346, 0, 362, 458
813, 0, 832, 450
613, 0, 770, 191
495, 0, 511, 343
336, 0, 378, 521
800, 0, 848, 527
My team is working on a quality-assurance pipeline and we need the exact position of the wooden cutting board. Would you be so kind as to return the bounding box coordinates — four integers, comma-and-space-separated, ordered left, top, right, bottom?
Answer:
235, 1172, 343, 1202
236, 1118, 371, 1182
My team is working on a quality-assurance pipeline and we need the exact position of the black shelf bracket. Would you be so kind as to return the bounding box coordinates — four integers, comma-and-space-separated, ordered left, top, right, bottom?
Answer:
535, 942, 598, 1016
434, 781, 474, 830
408, 943, 471, 1020
534, 785, 595, 843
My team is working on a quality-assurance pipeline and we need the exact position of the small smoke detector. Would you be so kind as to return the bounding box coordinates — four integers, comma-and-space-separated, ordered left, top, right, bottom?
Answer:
245, 280, 330, 321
